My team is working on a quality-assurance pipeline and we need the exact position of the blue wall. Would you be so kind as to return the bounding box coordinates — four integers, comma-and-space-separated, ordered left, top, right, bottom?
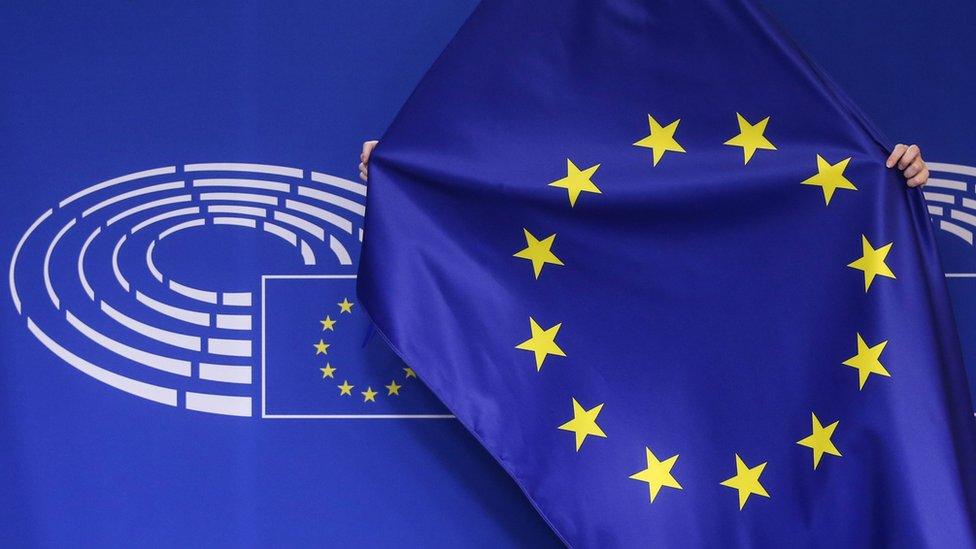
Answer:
1, 1, 973, 546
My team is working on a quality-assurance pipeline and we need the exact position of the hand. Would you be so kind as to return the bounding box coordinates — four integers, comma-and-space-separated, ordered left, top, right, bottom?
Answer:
886, 144, 928, 188
360, 140, 379, 182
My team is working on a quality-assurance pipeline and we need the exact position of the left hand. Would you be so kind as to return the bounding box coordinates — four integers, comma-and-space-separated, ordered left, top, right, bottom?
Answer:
886, 143, 929, 188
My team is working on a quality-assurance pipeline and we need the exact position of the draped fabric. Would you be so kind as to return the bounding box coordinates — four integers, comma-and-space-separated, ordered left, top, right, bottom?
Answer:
358, 0, 976, 545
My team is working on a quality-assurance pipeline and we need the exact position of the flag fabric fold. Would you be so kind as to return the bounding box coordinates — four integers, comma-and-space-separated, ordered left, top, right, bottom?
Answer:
358, 0, 976, 545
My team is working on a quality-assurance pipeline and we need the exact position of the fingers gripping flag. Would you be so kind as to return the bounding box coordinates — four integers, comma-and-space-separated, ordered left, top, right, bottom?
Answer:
358, 0, 976, 545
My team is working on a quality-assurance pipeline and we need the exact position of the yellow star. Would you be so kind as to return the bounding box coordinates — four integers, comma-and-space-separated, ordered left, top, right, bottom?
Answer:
513, 229, 563, 279
515, 317, 566, 371
549, 159, 601, 207
633, 114, 685, 166
720, 454, 770, 510
842, 333, 891, 389
313, 339, 330, 355
557, 398, 607, 451
319, 363, 336, 379
403, 367, 417, 379
385, 380, 401, 396
629, 447, 682, 503
797, 413, 842, 469
338, 298, 354, 313
320, 315, 336, 331
361, 387, 377, 402
338, 380, 354, 396
801, 154, 857, 205
847, 235, 895, 292
724, 113, 776, 164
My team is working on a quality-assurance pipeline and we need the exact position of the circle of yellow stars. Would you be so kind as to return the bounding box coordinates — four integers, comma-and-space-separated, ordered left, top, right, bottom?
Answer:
511, 112, 898, 509
312, 297, 419, 403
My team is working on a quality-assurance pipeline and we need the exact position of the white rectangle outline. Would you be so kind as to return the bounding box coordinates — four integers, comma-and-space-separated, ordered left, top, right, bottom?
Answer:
261, 274, 454, 419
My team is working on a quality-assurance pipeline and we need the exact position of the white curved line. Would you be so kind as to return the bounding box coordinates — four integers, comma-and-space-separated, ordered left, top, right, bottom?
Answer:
185, 162, 301, 178
107, 195, 191, 226
284, 199, 352, 234
78, 226, 101, 301
200, 192, 277, 206
222, 292, 252, 307
66, 310, 192, 376
100, 301, 201, 351
358, 228, 364, 242
274, 210, 324, 240
301, 240, 316, 266
135, 291, 210, 326
928, 162, 976, 177
215, 314, 251, 330
185, 392, 252, 417
82, 181, 184, 217
27, 317, 177, 406
60, 166, 176, 208
924, 192, 955, 205
159, 218, 205, 240
297, 186, 366, 216
45, 218, 76, 310
263, 221, 297, 246
213, 217, 256, 228
951, 209, 976, 229
169, 280, 218, 304
10, 208, 53, 314
112, 234, 130, 292
131, 206, 200, 234
146, 240, 163, 283
199, 362, 252, 384
928, 206, 944, 216
940, 220, 974, 244
926, 178, 967, 192
207, 205, 266, 217
964, 198, 976, 210
207, 338, 252, 357
193, 178, 290, 193
310, 171, 367, 197
329, 235, 352, 265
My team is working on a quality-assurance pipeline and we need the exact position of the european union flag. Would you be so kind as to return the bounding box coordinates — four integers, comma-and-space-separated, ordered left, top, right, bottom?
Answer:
262, 275, 448, 417
358, 0, 976, 545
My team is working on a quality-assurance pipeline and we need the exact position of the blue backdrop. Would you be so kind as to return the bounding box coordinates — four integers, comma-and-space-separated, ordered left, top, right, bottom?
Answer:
1, 1, 974, 547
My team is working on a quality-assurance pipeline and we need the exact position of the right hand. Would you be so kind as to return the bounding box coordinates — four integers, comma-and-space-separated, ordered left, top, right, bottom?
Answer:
359, 140, 379, 182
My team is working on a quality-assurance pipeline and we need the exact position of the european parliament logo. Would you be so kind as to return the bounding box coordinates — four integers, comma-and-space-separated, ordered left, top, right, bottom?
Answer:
8, 162, 449, 419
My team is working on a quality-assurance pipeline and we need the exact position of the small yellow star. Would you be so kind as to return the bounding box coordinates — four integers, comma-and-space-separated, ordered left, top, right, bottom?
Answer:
629, 447, 682, 503
313, 339, 330, 355
633, 114, 685, 166
801, 154, 857, 205
558, 398, 607, 451
842, 333, 891, 389
386, 380, 402, 396
319, 363, 336, 378
361, 387, 377, 402
338, 298, 354, 313
403, 367, 417, 379
320, 315, 336, 331
797, 413, 842, 469
724, 113, 776, 164
515, 317, 566, 371
338, 380, 354, 395
513, 229, 563, 279
847, 235, 895, 292
720, 454, 770, 510
549, 159, 601, 207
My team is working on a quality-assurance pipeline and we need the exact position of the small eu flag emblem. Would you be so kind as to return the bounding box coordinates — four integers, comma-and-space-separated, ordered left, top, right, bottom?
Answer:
261, 275, 449, 418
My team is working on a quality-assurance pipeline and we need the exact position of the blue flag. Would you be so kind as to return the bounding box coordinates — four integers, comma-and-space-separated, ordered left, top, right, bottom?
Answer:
359, 0, 976, 545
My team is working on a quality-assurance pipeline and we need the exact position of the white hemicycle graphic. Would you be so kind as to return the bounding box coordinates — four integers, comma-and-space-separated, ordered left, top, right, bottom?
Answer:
9, 163, 366, 417
925, 162, 976, 245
